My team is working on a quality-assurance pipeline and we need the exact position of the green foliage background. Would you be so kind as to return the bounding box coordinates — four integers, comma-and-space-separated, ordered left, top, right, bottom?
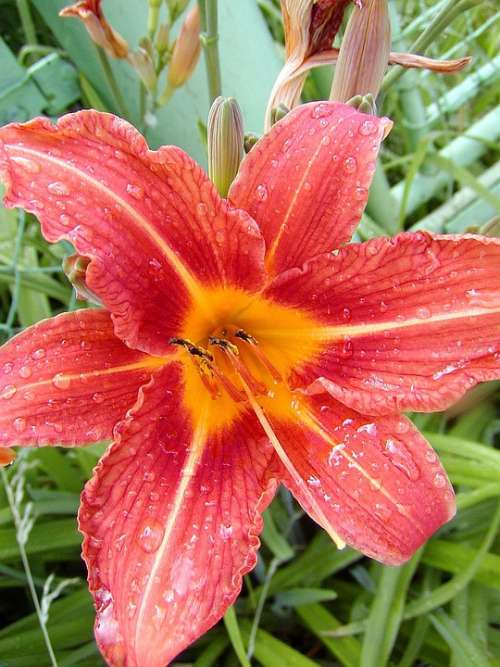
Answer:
0, 0, 499, 665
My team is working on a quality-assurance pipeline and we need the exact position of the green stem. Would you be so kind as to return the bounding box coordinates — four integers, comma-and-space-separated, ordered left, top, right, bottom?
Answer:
382, 0, 480, 91
198, 0, 222, 103
95, 46, 130, 119
16, 0, 37, 46
1, 469, 59, 667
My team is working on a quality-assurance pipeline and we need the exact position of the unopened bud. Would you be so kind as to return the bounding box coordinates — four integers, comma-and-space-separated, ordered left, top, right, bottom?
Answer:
167, 0, 190, 23
148, 0, 162, 37
128, 48, 157, 91
60, 0, 129, 59
330, 0, 391, 103
208, 97, 244, 197
244, 133, 260, 154
270, 103, 290, 126
346, 93, 377, 115
168, 5, 201, 88
156, 23, 170, 57
63, 254, 102, 305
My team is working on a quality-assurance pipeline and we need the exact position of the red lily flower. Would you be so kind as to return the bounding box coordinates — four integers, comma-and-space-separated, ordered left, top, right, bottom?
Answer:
1, 102, 500, 666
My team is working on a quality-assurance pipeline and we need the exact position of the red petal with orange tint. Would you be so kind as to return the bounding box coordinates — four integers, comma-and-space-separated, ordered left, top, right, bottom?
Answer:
0, 309, 162, 447
229, 101, 391, 276
270, 394, 455, 565
0, 111, 265, 355
267, 232, 500, 415
80, 363, 278, 667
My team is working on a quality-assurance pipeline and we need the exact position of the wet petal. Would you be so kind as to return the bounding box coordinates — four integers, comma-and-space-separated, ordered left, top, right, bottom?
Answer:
270, 394, 455, 565
0, 309, 163, 447
229, 101, 391, 277
80, 363, 278, 667
266, 232, 500, 414
0, 111, 265, 355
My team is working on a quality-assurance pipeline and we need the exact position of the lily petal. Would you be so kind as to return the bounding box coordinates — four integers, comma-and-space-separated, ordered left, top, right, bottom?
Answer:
229, 102, 391, 277
0, 111, 265, 355
270, 394, 455, 565
79, 363, 278, 667
0, 309, 163, 447
266, 232, 500, 415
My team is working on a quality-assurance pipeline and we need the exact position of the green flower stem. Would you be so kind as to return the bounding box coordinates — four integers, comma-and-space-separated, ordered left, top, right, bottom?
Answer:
95, 46, 130, 120
1, 469, 59, 667
16, 0, 38, 46
198, 0, 222, 103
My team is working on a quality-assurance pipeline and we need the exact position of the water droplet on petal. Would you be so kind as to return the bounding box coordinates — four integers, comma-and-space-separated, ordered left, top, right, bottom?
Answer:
425, 450, 437, 463
126, 183, 144, 199
321, 135, 331, 146
359, 120, 377, 136
340, 337, 353, 358
18, 366, 32, 379
32, 349, 45, 360
196, 202, 208, 216
383, 438, 420, 481
433, 473, 446, 488
59, 214, 71, 226
342, 307, 351, 321
48, 181, 70, 196
311, 103, 333, 119
417, 307, 431, 319
137, 519, 164, 553
343, 156, 357, 174
256, 184, 268, 201
149, 258, 162, 271
13, 417, 26, 433
52, 373, 70, 390
3, 363, 13, 375
92, 392, 105, 404
1, 385, 17, 399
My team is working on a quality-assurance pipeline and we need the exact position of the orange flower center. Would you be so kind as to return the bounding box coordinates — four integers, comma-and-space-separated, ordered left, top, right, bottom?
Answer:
178, 286, 322, 432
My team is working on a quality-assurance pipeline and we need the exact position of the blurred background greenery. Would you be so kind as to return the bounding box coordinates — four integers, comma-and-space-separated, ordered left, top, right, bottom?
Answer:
0, 0, 499, 665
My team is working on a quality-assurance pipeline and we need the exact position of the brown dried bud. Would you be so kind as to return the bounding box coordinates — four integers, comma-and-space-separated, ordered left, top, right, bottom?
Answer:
60, 0, 129, 59
330, 0, 391, 103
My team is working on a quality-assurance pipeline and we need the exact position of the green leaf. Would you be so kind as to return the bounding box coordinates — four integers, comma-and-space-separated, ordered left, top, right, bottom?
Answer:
430, 610, 492, 667
223, 606, 251, 667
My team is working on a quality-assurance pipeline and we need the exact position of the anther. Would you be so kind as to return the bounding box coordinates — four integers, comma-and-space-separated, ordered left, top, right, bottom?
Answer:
209, 336, 267, 396
169, 337, 214, 361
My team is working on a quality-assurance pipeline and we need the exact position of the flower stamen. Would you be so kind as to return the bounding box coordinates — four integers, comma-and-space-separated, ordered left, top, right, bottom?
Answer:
234, 329, 283, 384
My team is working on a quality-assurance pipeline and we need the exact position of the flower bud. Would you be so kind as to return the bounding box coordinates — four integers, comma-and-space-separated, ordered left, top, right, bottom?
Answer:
62, 254, 102, 305
167, 5, 201, 89
60, 0, 129, 59
208, 97, 244, 197
0, 448, 16, 467
330, 0, 391, 103
167, 0, 190, 23
128, 48, 157, 92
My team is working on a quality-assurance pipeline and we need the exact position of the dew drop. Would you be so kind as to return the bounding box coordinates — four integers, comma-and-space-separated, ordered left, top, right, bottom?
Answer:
149, 258, 162, 271
11, 156, 41, 173
219, 523, 233, 540
3, 363, 13, 375
32, 348, 46, 360
342, 307, 351, 321
196, 202, 208, 216
433, 473, 446, 488
13, 417, 26, 433
383, 438, 420, 481
48, 181, 70, 196
425, 449, 437, 463
18, 366, 32, 379
215, 230, 225, 244
126, 183, 144, 199
52, 373, 70, 390
311, 103, 333, 119
92, 392, 105, 404
59, 214, 71, 226
354, 186, 368, 200
137, 519, 164, 553
340, 337, 353, 358
359, 120, 377, 136
1, 385, 17, 400
343, 156, 357, 174
417, 307, 431, 319
321, 135, 331, 146
256, 184, 268, 201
